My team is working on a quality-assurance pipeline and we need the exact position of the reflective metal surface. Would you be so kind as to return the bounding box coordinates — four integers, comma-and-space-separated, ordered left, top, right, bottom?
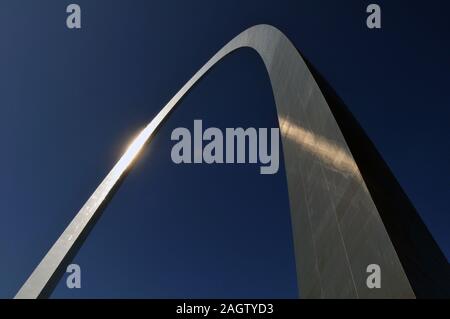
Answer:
15, 24, 448, 299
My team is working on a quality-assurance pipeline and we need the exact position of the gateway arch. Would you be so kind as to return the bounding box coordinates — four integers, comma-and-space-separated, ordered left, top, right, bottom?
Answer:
15, 24, 449, 299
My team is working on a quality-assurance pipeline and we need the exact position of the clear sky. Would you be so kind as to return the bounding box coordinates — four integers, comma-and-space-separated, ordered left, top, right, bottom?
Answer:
0, 0, 449, 298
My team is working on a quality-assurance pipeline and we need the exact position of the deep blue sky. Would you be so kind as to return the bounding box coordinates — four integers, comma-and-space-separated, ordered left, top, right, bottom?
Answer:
0, 1, 449, 298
